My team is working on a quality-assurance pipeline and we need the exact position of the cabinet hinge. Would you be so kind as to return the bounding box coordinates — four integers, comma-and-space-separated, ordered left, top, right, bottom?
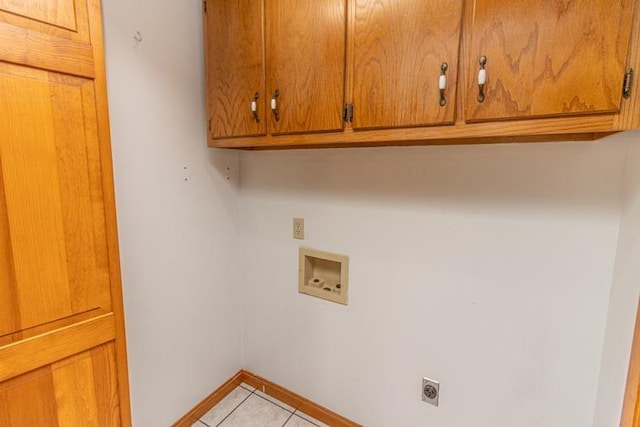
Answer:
343, 103, 354, 123
208, 119, 211, 132
203, 0, 207, 13
623, 69, 634, 99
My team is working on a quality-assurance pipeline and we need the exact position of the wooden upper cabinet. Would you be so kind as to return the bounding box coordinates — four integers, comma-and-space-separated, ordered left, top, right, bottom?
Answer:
206, 0, 265, 138
205, 0, 640, 149
266, 0, 347, 135
351, 0, 464, 130
465, 0, 635, 122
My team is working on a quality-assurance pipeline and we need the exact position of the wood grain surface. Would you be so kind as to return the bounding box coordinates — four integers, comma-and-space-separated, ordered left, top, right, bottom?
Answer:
466, 0, 634, 122
207, 0, 266, 138
616, 0, 640, 130
351, 0, 463, 130
211, 112, 617, 148
86, 0, 133, 419
0, 0, 77, 30
0, 63, 111, 336
0, 314, 115, 383
0, 0, 131, 424
266, 0, 347, 134
0, 0, 94, 78
209, 0, 640, 148
0, 343, 121, 427
622, 301, 640, 427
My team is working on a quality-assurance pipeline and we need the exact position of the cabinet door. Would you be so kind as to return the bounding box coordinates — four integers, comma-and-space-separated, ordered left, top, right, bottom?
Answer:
206, 0, 265, 138
352, 0, 463, 130
266, 0, 346, 135
466, 0, 634, 122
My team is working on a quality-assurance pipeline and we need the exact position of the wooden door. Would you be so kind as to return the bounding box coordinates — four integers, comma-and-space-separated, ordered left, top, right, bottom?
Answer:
465, 0, 635, 122
351, 0, 463, 130
623, 300, 640, 427
266, 0, 346, 135
0, 0, 131, 425
206, 0, 266, 139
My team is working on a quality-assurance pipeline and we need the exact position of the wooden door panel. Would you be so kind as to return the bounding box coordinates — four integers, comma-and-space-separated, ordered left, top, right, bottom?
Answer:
267, 0, 346, 134
51, 74, 111, 315
0, 63, 111, 336
89, 342, 121, 425
466, 0, 634, 122
0, 68, 74, 328
0, 0, 93, 78
0, 367, 59, 427
0, 313, 115, 384
207, 0, 265, 138
0, 0, 130, 424
0, 0, 77, 31
352, 0, 463, 130
52, 352, 100, 425
0, 343, 120, 427
0, 166, 18, 337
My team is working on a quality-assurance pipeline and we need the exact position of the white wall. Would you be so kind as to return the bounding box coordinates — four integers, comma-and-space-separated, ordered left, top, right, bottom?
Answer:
594, 133, 640, 427
102, 1, 243, 425
239, 136, 633, 427
100, 2, 640, 425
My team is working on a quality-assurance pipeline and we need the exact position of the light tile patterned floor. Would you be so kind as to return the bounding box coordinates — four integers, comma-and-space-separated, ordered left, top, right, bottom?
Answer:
192, 383, 329, 427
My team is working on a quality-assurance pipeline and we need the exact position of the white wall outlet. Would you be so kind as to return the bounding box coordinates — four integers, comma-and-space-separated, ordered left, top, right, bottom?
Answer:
293, 218, 304, 240
422, 378, 440, 407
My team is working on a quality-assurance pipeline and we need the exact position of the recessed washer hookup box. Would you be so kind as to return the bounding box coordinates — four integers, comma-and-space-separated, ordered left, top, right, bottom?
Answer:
298, 247, 349, 305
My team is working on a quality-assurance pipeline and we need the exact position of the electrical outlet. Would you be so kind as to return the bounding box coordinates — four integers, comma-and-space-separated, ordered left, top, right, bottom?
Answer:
293, 218, 304, 240
422, 378, 440, 406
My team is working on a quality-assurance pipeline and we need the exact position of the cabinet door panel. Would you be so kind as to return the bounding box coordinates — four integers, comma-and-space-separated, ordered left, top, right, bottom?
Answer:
466, 0, 634, 122
267, 0, 346, 134
207, 0, 265, 138
352, 0, 463, 130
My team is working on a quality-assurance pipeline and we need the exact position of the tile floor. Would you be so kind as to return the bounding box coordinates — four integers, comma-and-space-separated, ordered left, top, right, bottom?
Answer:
192, 383, 329, 427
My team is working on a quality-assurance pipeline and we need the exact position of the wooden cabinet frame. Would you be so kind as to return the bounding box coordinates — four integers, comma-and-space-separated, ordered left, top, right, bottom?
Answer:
206, 0, 640, 149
